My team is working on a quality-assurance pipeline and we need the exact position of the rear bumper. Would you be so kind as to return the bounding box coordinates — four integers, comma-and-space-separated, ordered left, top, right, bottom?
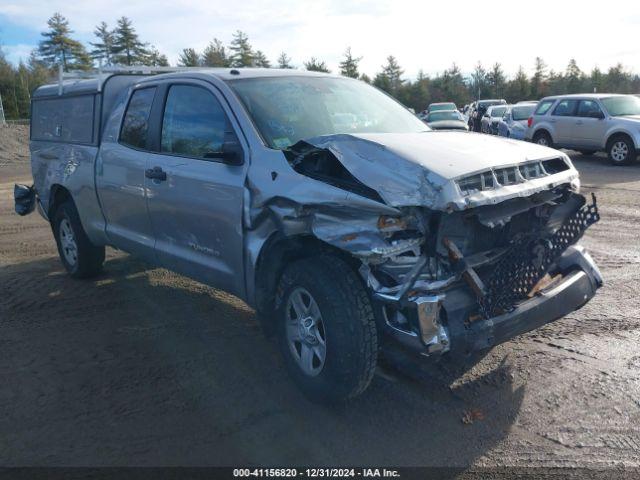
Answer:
383, 245, 602, 357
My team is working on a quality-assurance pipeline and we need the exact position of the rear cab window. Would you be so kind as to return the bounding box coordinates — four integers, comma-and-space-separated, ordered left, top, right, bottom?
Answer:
120, 87, 157, 149
534, 100, 555, 116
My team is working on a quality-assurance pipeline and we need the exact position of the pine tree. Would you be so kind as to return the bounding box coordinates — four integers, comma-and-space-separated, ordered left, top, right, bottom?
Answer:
178, 48, 200, 67
565, 58, 583, 93
202, 39, 229, 67
90, 22, 114, 65
486, 62, 506, 97
304, 57, 330, 73
531, 57, 548, 99
111, 17, 149, 66
253, 50, 271, 68
376, 56, 403, 95
339, 47, 361, 78
471, 62, 487, 99
229, 31, 254, 67
505, 66, 530, 102
146, 47, 169, 67
277, 52, 292, 69
37, 13, 92, 71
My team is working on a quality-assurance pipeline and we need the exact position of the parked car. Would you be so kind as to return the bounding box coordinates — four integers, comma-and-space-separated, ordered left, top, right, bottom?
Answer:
424, 110, 468, 131
15, 69, 602, 402
481, 104, 508, 134
468, 99, 507, 132
427, 102, 457, 114
526, 93, 640, 165
497, 103, 537, 140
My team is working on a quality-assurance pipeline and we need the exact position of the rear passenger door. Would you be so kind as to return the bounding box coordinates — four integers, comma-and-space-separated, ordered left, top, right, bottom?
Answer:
575, 99, 607, 149
144, 81, 248, 298
550, 99, 579, 146
96, 86, 158, 260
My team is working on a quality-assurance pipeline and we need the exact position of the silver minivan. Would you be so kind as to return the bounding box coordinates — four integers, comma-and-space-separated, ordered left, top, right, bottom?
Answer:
526, 93, 640, 165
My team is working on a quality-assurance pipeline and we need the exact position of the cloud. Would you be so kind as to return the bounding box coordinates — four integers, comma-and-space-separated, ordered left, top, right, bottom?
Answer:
1, 43, 35, 63
0, 0, 638, 78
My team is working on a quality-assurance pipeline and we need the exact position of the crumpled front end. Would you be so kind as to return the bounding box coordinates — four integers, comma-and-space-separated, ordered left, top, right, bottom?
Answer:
246, 133, 602, 357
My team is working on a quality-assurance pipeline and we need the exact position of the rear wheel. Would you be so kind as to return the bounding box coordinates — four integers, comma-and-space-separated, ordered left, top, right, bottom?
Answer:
52, 200, 105, 278
533, 130, 553, 148
276, 256, 377, 403
607, 135, 636, 166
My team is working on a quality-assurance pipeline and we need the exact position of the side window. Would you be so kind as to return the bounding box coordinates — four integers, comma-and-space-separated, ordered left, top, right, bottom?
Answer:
535, 100, 554, 115
120, 87, 156, 149
577, 100, 603, 118
31, 95, 95, 143
552, 99, 578, 117
161, 85, 227, 158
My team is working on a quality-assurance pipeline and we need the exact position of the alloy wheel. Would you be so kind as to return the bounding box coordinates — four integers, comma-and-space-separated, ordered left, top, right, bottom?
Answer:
59, 218, 78, 266
285, 287, 326, 377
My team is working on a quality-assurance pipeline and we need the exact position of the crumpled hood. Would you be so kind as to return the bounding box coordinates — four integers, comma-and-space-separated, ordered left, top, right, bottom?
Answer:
303, 132, 579, 211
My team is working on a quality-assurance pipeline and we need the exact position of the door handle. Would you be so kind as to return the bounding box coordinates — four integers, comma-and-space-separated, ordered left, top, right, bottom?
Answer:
145, 166, 167, 181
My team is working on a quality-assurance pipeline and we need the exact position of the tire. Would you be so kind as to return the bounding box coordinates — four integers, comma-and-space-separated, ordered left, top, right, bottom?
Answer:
52, 199, 105, 278
533, 130, 553, 148
578, 150, 596, 156
607, 135, 636, 166
276, 256, 377, 403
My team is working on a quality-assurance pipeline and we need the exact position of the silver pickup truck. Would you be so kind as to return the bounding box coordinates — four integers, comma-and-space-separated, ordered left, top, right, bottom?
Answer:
15, 68, 602, 402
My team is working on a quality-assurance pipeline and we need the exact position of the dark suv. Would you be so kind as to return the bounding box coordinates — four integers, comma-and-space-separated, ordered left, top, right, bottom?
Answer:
469, 99, 507, 132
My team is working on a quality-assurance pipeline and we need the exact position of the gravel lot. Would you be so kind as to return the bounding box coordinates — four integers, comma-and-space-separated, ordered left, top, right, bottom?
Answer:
1, 124, 639, 471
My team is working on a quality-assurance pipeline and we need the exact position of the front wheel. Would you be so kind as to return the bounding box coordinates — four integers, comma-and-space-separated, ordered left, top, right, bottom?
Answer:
276, 256, 377, 403
608, 136, 636, 166
52, 199, 105, 278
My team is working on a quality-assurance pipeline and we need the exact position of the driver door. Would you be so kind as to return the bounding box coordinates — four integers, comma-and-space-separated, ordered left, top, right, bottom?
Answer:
144, 81, 249, 298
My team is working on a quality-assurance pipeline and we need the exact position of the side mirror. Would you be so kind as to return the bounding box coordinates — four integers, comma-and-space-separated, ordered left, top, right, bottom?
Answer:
203, 131, 244, 165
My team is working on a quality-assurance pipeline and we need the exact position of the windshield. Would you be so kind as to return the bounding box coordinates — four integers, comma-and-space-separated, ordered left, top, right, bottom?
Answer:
601, 96, 640, 117
430, 103, 456, 112
427, 111, 462, 122
490, 106, 507, 117
228, 76, 428, 149
512, 105, 535, 120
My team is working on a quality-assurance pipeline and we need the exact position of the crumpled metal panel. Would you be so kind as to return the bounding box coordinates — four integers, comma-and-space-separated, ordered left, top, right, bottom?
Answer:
301, 133, 580, 211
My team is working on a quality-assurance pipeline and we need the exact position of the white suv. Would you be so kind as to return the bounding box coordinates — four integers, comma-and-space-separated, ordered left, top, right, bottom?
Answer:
526, 94, 640, 165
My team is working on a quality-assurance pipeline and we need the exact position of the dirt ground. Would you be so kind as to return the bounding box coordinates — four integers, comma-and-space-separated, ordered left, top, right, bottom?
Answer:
1, 124, 639, 471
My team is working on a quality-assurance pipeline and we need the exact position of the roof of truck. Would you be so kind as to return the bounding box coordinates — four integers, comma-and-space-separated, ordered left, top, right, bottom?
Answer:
33, 68, 335, 98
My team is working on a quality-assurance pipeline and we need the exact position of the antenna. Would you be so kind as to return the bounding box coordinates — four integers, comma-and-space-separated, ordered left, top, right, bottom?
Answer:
0, 91, 5, 126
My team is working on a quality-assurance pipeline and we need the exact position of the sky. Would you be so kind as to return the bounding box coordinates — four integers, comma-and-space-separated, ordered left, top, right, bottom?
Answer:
0, 0, 639, 79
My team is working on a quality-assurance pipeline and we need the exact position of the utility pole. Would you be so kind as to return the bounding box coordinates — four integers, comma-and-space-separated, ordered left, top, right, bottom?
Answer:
0, 91, 6, 125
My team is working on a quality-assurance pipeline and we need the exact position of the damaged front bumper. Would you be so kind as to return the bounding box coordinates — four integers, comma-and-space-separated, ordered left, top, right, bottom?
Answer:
379, 245, 602, 358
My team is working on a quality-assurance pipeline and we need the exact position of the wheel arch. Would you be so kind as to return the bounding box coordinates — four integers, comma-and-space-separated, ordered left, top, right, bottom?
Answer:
532, 127, 554, 143
48, 184, 73, 219
253, 232, 362, 335
605, 131, 635, 151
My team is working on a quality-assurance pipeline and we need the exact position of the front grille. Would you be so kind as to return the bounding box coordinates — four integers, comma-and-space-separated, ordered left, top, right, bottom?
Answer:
457, 158, 570, 195
479, 194, 599, 318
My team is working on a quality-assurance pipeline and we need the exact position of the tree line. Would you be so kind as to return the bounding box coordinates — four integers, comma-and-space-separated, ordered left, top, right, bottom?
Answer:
1, 12, 639, 120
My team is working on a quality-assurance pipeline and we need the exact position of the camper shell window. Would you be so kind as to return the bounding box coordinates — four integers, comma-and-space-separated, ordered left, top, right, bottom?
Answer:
31, 94, 98, 144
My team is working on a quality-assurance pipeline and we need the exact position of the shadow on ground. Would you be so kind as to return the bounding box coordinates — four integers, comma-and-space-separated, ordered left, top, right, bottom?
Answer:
0, 255, 524, 466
